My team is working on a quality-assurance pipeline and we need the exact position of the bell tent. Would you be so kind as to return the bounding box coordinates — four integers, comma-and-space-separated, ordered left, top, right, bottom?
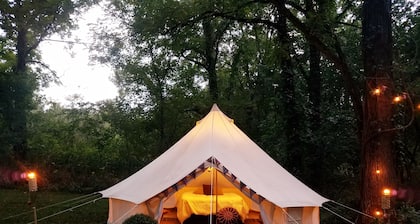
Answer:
100, 104, 329, 224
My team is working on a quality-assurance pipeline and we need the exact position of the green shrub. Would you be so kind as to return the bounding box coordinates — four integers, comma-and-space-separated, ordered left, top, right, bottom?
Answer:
122, 214, 157, 224
396, 203, 420, 224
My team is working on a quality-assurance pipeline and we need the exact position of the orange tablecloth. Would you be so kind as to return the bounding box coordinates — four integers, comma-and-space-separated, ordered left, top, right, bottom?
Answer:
177, 191, 249, 223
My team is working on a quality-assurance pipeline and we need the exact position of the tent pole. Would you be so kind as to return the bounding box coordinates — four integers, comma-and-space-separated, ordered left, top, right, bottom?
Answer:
215, 165, 218, 224
209, 158, 214, 224
209, 157, 219, 224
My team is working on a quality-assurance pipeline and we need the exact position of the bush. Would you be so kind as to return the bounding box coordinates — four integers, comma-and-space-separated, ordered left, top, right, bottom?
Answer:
396, 203, 420, 224
123, 214, 157, 224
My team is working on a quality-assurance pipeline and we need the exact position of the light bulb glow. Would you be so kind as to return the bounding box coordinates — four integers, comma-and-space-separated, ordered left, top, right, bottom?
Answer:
393, 96, 403, 103
374, 210, 382, 216
371, 85, 388, 96
27, 172, 36, 179
372, 88, 382, 96
383, 188, 391, 196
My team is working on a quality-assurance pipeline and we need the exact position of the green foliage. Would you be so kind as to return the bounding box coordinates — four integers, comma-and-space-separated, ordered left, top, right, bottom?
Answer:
0, 0, 98, 39
0, 40, 37, 160
27, 101, 137, 191
396, 203, 420, 224
122, 214, 157, 224
0, 0, 99, 161
0, 1, 418, 222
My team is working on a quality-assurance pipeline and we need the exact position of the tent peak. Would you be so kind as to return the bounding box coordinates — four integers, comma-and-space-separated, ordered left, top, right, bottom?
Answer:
211, 104, 220, 112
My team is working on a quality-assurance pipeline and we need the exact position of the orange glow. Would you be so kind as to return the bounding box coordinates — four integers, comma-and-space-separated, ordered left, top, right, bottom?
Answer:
393, 96, 403, 103
417, 104, 420, 111
372, 88, 382, 96
374, 210, 383, 216
27, 172, 36, 179
375, 169, 381, 174
383, 188, 391, 196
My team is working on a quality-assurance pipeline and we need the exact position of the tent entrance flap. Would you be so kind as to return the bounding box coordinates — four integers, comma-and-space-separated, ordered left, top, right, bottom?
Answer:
155, 157, 264, 206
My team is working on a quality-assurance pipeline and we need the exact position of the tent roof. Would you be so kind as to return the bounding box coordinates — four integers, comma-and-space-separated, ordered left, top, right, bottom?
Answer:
100, 104, 329, 207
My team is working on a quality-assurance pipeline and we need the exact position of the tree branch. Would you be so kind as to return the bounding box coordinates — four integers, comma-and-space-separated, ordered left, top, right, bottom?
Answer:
27, 59, 61, 85
272, 1, 363, 122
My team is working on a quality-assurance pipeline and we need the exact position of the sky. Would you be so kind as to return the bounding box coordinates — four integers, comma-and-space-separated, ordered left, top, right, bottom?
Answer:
39, 6, 118, 106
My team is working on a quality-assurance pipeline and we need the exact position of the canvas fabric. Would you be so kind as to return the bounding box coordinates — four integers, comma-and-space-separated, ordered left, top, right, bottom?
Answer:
101, 104, 328, 224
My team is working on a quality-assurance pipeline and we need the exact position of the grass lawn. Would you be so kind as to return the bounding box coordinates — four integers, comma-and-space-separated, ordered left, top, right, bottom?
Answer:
0, 188, 108, 224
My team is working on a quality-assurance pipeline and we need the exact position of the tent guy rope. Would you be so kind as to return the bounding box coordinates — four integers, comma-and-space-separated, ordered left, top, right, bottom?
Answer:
2, 192, 100, 221
321, 206, 355, 224
329, 200, 375, 219
25, 194, 102, 224
281, 208, 300, 224
321, 200, 378, 224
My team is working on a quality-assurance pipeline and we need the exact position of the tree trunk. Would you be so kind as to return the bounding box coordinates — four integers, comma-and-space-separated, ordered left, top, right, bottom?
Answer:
11, 23, 29, 160
203, 19, 219, 102
276, 3, 302, 175
303, 0, 323, 191
360, 0, 396, 223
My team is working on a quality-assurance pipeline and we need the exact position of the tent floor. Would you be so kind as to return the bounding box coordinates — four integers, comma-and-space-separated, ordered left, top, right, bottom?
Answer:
160, 208, 262, 224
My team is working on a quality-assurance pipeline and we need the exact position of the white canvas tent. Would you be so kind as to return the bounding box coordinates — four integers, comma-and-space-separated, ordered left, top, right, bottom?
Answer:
100, 104, 329, 224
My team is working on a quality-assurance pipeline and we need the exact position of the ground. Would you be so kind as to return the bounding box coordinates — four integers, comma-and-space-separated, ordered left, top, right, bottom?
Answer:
0, 188, 108, 224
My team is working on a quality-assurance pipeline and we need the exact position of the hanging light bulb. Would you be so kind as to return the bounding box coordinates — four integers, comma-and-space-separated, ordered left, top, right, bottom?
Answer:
371, 85, 388, 96
393, 94, 407, 103
383, 188, 391, 196
375, 163, 381, 175
393, 96, 402, 103
374, 210, 383, 217
372, 87, 382, 96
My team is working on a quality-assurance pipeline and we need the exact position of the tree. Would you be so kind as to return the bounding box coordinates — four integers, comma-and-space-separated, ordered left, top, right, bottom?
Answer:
0, 0, 96, 160
360, 0, 396, 222
93, 2, 419, 222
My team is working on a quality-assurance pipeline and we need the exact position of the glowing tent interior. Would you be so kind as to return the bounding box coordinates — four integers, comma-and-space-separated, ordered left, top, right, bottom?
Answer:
100, 104, 329, 224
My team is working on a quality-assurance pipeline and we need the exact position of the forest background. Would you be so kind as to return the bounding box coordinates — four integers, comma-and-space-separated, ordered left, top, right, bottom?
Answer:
0, 0, 419, 223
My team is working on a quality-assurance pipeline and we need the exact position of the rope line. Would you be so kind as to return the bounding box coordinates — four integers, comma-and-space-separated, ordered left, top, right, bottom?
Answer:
280, 208, 299, 224
329, 200, 375, 219
2, 192, 100, 221
112, 203, 139, 224
322, 206, 355, 224
26, 196, 102, 224
40, 192, 100, 211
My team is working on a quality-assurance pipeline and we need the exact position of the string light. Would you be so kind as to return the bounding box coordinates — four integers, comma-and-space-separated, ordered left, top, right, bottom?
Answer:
370, 85, 388, 96
27, 172, 36, 180
374, 210, 383, 217
383, 188, 391, 196
374, 163, 381, 175
372, 87, 382, 96
392, 94, 407, 104
393, 96, 402, 103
